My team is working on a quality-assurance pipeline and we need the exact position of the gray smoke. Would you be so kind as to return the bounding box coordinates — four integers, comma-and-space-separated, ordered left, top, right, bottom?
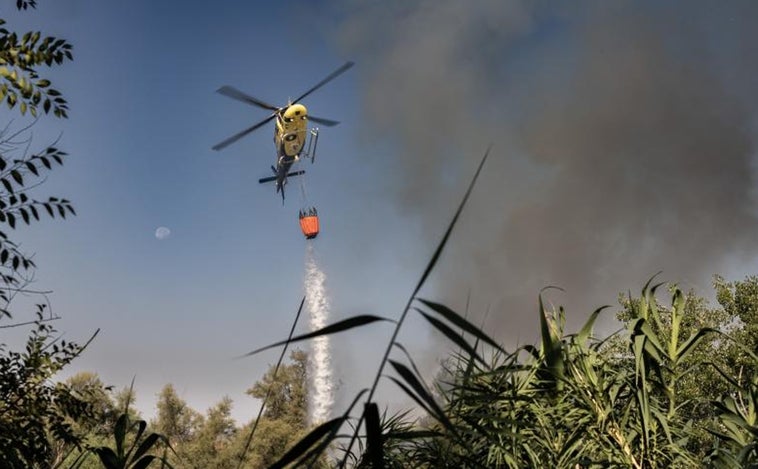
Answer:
327, 0, 758, 342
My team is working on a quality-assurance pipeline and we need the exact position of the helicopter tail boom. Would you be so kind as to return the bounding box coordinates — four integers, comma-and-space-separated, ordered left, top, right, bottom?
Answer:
257, 170, 305, 185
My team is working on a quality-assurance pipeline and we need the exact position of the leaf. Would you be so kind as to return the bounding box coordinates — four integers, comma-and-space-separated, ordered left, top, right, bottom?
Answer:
125, 420, 148, 461
114, 414, 128, 458
417, 298, 503, 353
387, 376, 436, 419
7, 212, 15, 228
268, 417, 345, 469
95, 447, 120, 469
19, 207, 29, 224
131, 456, 161, 469
239, 315, 393, 357
364, 403, 384, 468
10, 170, 22, 186
2, 178, 14, 193
131, 433, 162, 463
25, 161, 38, 176
389, 360, 455, 433
674, 328, 718, 365
410, 147, 490, 298
0, 249, 7, 264
577, 305, 611, 346
417, 309, 486, 366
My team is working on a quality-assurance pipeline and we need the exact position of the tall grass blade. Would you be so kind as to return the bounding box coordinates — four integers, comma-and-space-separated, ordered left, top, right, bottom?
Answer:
132, 456, 160, 469
674, 327, 717, 365
389, 360, 455, 432
417, 299, 504, 353
240, 314, 392, 357
416, 309, 487, 366
576, 305, 610, 346
392, 342, 429, 392
238, 297, 306, 469
386, 376, 435, 418
299, 388, 369, 467
94, 448, 119, 468
131, 433, 163, 464
114, 414, 127, 458
125, 420, 148, 462
411, 146, 490, 298
338, 148, 490, 467
268, 417, 345, 469
365, 403, 384, 469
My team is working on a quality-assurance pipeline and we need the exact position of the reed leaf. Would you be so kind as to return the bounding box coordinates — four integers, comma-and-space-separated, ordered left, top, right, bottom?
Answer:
389, 360, 455, 433
240, 315, 392, 357
364, 403, 384, 468
410, 146, 490, 299
576, 305, 610, 346
417, 299, 503, 353
267, 417, 345, 469
416, 309, 486, 366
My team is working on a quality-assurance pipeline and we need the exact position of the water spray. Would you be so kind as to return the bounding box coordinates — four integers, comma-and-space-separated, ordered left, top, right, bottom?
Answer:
304, 242, 334, 424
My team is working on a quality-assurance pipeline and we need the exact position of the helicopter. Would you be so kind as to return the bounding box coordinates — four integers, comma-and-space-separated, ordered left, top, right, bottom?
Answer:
212, 61, 354, 201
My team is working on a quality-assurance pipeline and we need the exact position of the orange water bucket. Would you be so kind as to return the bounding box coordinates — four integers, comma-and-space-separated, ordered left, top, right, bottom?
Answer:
299, 207, 319, 239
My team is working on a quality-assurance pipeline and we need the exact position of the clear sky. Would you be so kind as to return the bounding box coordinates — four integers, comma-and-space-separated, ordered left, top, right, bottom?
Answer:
3, 0, 758, 425
2, 1, 431, 422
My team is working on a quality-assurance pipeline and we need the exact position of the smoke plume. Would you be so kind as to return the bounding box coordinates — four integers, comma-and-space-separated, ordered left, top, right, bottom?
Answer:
330, 0, 758, 341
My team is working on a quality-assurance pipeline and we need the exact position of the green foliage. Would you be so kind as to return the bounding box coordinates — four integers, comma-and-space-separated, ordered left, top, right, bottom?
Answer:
247, 349, 308, 427
178, 397, 238, 468
0, 308, 96, 468
89, 412, 173, 469
152, 384, 201, 446
0, 3, 86, 466
0, 11, 72, 118
335, 279, 758, 468
246, 270, 757, 468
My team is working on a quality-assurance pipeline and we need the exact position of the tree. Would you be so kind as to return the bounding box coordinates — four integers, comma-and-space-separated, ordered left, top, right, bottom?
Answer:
0, 307, 95, 468
237, 349, 313, 467
181, 397, 238, 469
152, 383, 201, 446
246, 349, 308, 427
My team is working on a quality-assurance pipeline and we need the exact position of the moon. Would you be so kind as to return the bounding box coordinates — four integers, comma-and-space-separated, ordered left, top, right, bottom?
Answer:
154, 226, 171, 240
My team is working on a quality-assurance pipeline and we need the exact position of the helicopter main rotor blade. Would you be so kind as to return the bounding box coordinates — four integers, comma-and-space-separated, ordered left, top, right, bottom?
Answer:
293, 61, 354, 103
217, 86, 279, 111
307, 115, 340, 127
212, 114, 276, 151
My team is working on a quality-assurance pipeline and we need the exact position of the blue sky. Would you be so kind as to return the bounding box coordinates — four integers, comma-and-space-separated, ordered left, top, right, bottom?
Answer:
2, 1, 433, 422
4, 0, 758, 424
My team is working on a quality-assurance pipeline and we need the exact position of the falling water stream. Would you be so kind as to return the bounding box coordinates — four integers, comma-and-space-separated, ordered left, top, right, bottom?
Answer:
304, 242, 334, 424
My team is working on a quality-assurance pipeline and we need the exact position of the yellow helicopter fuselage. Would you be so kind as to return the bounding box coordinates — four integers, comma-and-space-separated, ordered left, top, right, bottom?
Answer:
274, 103, 308, 161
